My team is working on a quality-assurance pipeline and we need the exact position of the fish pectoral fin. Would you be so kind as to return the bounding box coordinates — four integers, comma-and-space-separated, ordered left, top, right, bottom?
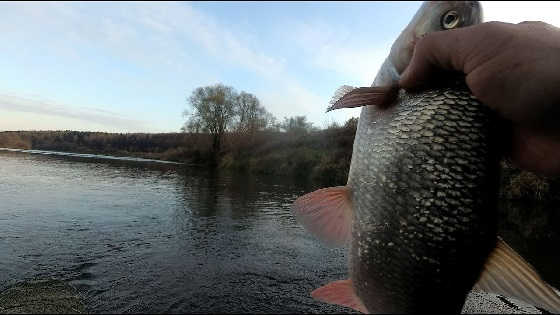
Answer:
474, 237, 560, 313
291, 186, 352, 247
312, 279, 369, 313
326, 85, 399, 112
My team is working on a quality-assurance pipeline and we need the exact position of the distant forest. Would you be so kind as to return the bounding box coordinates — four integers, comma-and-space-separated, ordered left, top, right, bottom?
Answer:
1, 83, 559, 203
0, 117, 356, 186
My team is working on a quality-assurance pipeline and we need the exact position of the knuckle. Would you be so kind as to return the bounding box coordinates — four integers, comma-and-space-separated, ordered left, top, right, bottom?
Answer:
518, 20, 557, 32
519, 20, 547, 26
414, 35, 431, 52
482, 21, 511, 33
415, 31, 442, 52
409, 36, 431, 62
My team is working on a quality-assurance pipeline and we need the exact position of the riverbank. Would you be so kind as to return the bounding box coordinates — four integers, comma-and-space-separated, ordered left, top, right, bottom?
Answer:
0, 125, 355, 186
1, 128, 559, 201
0, 279, 86, 314
0, 278, 543, 314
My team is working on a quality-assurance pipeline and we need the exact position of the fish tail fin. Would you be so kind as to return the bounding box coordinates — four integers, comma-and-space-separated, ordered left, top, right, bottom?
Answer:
474, 237, 560, 313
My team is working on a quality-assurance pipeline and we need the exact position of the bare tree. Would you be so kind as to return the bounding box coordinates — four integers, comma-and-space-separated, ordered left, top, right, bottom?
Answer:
183, 84, 237, 154
263, 112, 278, 131
235, 91, 271, 136
281, 116, 315, 135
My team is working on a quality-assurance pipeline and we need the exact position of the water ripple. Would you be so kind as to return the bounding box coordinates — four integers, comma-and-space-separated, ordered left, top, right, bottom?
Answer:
0, 151, 350, 313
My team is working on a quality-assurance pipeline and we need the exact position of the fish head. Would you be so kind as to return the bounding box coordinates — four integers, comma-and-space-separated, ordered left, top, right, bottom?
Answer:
390, 1, 483, 75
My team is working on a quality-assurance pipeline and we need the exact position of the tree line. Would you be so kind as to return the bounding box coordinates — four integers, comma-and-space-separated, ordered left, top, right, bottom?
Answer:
182, 83, 317, 156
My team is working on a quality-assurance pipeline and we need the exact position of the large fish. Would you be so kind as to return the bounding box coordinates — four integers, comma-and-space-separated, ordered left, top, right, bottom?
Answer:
292, 1, 560, 313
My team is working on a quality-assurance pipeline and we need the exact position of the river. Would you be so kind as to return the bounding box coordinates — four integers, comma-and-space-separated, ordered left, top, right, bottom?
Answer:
1, 149, 559, 313
0, 149, 350, 313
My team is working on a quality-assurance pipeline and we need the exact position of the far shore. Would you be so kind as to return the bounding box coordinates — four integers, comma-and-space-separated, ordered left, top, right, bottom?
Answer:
1, 129, 558, 203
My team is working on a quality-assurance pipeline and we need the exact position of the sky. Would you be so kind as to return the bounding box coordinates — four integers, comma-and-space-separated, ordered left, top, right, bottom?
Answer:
1, 1, 559, 133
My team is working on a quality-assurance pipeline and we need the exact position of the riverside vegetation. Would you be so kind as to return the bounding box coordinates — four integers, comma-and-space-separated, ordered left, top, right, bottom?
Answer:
0, 83, 558, 202
0, 117, 355, 187
1, 123, 559, 204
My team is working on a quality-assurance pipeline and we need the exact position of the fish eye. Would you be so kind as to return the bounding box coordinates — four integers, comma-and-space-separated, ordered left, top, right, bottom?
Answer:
442, 10, 460, 29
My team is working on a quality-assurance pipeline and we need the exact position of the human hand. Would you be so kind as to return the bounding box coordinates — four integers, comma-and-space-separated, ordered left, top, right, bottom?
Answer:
399, 21, 560, 175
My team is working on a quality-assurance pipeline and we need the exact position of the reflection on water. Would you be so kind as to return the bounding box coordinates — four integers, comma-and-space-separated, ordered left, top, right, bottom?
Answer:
1, 149, 559, 313
0, 147, 181, 164
0, 150, 347, 313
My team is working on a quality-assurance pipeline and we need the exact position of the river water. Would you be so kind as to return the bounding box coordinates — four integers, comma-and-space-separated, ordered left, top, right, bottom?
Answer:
1, 149, 560, 313
0, 150, 350, 313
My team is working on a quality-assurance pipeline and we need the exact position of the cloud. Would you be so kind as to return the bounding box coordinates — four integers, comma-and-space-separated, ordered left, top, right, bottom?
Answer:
288, 19, 394, 87
141, 1, 560, 128
126, 2, 288, 79
12, 2, 527, 132
0, 94, 153, 132
99, 3, 368, 122
0, 2, 197, 73
0, 2, 326, 128
133, 3, 349, 123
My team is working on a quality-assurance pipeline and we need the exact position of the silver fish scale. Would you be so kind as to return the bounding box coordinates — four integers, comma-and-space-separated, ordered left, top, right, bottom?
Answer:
348, 81, 500, 313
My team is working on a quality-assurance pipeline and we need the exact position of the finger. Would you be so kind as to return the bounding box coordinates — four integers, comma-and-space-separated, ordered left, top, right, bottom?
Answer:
399, 22, 512, 89
399, 28, 469, 89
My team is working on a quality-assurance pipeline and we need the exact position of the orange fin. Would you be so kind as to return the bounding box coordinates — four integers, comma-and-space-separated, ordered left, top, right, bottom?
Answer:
474, 237, 560, 313
326, 85, 399, 112
312, 279, 368, 313
291, 186, 352, 247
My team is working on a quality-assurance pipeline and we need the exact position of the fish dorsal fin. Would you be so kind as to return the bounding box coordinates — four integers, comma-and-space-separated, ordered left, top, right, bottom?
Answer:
328, 85, 357, 110
326, 85, 399, 112
474, 237, 560, 313
312, 279, 369, 313
291, 186, 352, 247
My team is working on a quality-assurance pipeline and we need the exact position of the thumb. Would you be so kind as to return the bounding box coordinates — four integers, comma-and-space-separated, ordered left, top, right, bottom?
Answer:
399, 27, 471, 89
399, 36, 436, 89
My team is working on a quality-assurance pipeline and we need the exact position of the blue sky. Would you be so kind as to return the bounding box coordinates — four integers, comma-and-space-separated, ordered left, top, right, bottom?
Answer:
0, 1, 559, 133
